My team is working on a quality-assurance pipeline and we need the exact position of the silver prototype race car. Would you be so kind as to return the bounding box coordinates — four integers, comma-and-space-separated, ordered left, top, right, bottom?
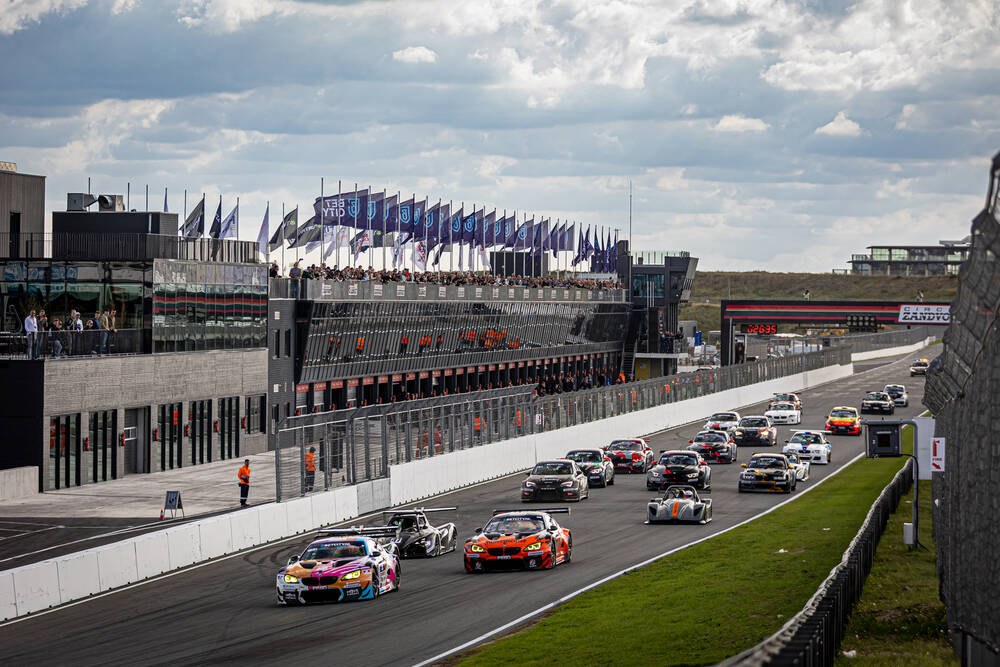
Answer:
646, 485, 713, 524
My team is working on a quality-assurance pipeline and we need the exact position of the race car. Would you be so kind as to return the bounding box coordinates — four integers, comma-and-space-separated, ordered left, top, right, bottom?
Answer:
769, 393, 802, 410
861, 391, 895, 414
464, 508, 572, 573
910, 358, 930, 376
604, 438, 655, 473
739, 453, 797, 493
277, 527, 401, 605
765, 401, 802, 425
647, 450, 711, 491
522, 459, 589, 502
647, 485, 713, 524
687, 430, 737, 463
731, 416, 777, 447
783, 430, 832, 464
883, 384, 909, 407
703, 412, 740, 433
565, 448, 615, 487
784, 452, 811, 482
826, 406, 862, 436
383, 507, 458, 558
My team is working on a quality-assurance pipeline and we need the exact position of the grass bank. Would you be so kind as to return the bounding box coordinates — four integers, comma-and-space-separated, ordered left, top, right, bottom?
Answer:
459, 448, 911, 667
835, 486, 954, 665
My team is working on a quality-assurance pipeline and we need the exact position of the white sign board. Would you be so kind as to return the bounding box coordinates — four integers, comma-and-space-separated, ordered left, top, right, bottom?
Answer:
930, 437, 946, 473
913, 417, 936, 480
897, 304, 950, 324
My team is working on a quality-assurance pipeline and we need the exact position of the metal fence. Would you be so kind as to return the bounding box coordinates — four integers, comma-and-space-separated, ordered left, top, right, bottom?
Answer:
273, 346, 850, 500
923, 152, 1000, 660
0, 232, 260, 263
722, 459, 914, 666
0, 328, 144, 359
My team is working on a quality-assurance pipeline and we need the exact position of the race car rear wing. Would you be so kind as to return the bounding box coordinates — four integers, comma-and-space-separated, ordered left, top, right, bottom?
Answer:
492, 508, 570, 516
384, 506, 457, 515
315, 526, 400, 539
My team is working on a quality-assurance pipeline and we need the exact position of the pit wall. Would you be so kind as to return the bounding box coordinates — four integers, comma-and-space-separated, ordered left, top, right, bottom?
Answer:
0, 467, 38, 501
850, 337, 934, 362
0, 358, 852, 622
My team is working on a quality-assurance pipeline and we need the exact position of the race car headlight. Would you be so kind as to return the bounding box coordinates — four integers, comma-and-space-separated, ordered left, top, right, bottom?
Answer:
687, 473, 699, 479
283, 574, 299, 583
523, 481, 536, 488
561, 481, 575, 488
468, 544, 485, 553
741, 472, 756, 479
523, 542, 543, 552
733, 430, 743, 436
650, 471, 661, 477
342, 570, 364, 580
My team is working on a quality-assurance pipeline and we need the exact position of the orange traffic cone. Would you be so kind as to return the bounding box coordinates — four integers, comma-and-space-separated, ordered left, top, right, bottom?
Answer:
159, 509, 164, 520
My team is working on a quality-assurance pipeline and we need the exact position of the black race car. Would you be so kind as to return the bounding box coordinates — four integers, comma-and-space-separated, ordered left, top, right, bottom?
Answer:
731, 416, 777, 447
686, 430, 737, 463
383, 507, 458, 558
646, 450, 711, 491
860, 391, 895, 414
522, 460, 590, 502
739, 453, 797, 493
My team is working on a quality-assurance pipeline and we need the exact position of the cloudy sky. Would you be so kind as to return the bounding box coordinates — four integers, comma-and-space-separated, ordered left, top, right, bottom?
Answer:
1, 0, 998, 271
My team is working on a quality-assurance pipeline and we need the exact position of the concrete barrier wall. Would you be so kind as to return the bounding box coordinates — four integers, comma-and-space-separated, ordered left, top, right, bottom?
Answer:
0, 467, 38, 501
851, 337, 934, 362
0, 358, 856, 622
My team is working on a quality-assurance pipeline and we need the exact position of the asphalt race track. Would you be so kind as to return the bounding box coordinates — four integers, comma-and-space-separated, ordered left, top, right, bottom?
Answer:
0, 352, 931, 666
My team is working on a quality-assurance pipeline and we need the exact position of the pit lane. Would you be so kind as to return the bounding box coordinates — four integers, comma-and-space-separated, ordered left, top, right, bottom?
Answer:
0, 351, 930, 666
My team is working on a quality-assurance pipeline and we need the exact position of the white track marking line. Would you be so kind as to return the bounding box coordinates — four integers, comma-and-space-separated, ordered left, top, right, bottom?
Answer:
412, 451, 866, 667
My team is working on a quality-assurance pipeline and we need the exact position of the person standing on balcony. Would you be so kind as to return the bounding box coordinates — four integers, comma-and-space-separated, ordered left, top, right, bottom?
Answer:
24, 310, 38, 359
37, 310, 48, 357
98, 309, 111, 355
109, 309, 118, 353
50, 319, 64, 358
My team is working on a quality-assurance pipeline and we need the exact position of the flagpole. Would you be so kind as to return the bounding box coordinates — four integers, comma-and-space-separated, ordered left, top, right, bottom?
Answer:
184, 189, 187, 219
145, 184, 148, 211
410, 193, 416, 278
381, 187, 387, 271
337, 180, 342, 270
320, 177, 325, 266
164, 187, 167, 214
281, 203, 286, 272
628, 179, 632, 290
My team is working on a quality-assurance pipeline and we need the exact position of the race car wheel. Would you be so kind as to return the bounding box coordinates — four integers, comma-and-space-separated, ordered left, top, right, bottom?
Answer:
371, 573, 381, 598
564, 538, 573, 564
393, 567, 401, 592
608, 472, 615, 485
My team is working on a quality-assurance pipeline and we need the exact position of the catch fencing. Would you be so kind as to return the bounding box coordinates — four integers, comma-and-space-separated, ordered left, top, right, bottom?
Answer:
722, 459, 914, 666
923, 152, 1000, 661
273, 347, 849, 500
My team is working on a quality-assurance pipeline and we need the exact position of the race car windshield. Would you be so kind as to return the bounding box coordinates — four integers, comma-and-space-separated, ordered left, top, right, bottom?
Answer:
790, 433, 822, 444
301, 541, 368, 560
773, 394, 794, 401
771, 404, 795, 411
709, 414, 736, 421
885, 386, 903, 395
565, 451, 602, 463
484, 517, 545, 534
386, 514, 421, 530
693, 434, 726, 443
608, 441, 642, 451
785, 454, 800, 463
740, 418, 768, 428
660, 454, 698, 466
830, 409, 857, 418
532, 462, 573, 475
666, 488, 696, 499
912, 361, 928, 367
866, 392, 887, 400
749, 457, 785, 469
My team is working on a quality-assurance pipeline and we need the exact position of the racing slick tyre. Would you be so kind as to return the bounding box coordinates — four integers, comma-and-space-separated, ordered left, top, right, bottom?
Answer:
608, 473, 615, 485
564, 538, 573, 564
393, 567, 401, 592
371, 573, 381, 598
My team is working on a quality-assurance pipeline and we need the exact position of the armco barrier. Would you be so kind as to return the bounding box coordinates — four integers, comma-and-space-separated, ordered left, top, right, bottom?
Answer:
851, 337, 934, 362
722, 459, 914, 666
0, 355, 865, 622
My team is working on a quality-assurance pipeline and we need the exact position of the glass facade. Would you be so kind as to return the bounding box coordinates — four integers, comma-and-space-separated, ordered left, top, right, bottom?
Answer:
49, 413, 81, 489
631, 273, 665, 300
297, 300, 629, 381
151, 259, 267, 353
89, 409, 117, 483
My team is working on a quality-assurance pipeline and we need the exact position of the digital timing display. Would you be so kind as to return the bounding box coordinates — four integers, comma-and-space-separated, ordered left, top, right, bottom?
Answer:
740, 323, 778, 335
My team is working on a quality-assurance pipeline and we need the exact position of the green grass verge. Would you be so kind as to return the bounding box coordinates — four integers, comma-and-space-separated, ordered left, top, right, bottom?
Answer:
835, 482, 954, 665
459, 440, 912, 667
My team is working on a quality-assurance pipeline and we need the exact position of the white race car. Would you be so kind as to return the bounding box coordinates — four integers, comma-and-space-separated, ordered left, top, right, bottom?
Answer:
883, 384, 909, 407
783, 452, 811, 481
765, 401, 802, 425
782, 430, 832, 465
703, 411, 740, 433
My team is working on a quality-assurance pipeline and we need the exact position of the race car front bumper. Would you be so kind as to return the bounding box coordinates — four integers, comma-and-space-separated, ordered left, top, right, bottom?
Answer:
611, 458, 646, 472
732, 434, 773, 446
276, 580, 376, 605
739, 476, 792, 492
861, 404, 893, 413
827, 422, 861, 435
522, 487, 578, 501
787, 449, 828, 464
465, 548, 553, 572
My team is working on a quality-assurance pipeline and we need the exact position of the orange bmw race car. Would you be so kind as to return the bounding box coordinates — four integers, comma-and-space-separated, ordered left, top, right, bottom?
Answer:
464, 509, 572, 573
825, 406, 862, 436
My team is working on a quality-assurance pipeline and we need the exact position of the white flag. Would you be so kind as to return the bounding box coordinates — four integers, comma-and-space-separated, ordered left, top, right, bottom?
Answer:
477, 245, 491, 271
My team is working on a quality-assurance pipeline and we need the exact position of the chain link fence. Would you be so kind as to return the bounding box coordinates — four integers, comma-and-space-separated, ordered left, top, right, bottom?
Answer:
923, 152, 1000, 660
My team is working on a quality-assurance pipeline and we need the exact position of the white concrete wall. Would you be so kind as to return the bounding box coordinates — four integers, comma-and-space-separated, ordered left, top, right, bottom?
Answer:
0, 467, 38, 501
851, 337, 934, 362
0, 359, 852, 622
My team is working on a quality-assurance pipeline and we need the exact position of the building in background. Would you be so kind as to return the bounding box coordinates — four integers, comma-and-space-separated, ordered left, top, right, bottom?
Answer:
849, 238, 970, 276
0, 162, 46, 258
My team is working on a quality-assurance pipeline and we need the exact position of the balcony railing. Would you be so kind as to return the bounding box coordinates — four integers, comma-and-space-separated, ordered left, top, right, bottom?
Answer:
0, 329, 144, 359
0, 232, 261, 263
269, 278, 627, 303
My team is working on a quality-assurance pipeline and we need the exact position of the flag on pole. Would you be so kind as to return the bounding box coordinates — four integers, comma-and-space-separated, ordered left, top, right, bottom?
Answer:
163, 188, 168, 213
289, 216, 320, 248
219, 202, 238, 239
414, 240, 428, 271
181, 196, 205, 237
256, 204, 269, 257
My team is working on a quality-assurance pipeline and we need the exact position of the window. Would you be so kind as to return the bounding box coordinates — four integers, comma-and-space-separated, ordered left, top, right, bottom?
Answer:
246, 394, 265, 433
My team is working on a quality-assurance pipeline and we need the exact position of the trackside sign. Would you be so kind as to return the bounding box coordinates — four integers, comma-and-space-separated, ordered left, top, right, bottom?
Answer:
897, 304, 950, 324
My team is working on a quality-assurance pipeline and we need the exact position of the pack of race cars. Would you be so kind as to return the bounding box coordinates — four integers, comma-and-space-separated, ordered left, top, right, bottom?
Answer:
276, 382, 914, 605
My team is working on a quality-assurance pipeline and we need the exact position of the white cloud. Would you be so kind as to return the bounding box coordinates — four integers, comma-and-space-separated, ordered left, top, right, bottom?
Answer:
392, 46, 438, 64
713, 115, 769, 132
0, 0, 87, 35
111, 0, 139, 14
176, 0, 286, 32
815, 111, 864, 137
895, 104, 917, 130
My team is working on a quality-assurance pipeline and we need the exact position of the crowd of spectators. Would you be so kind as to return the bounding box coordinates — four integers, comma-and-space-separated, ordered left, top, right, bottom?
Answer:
270, 261, 623, 291
535, 368, 631, 396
